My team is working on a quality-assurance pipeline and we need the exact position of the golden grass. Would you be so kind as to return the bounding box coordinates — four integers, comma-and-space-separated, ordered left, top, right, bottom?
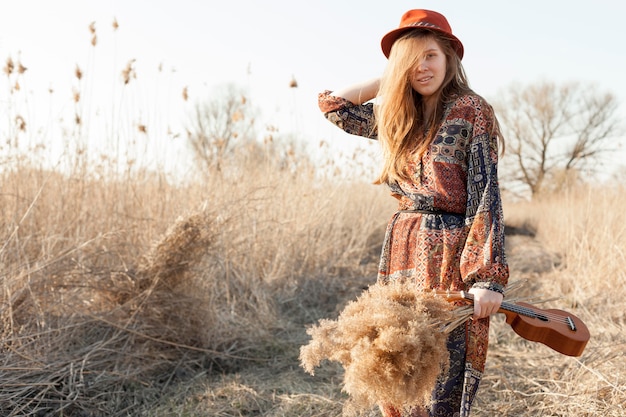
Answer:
476, 185, 626, 416
3, 149, 624, 417
0, 152, 392, 415
2, 153, 624, 416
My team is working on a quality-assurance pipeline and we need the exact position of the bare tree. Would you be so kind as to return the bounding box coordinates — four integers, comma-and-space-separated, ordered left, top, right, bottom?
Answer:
186, 84, 256, 173
493, 81, 620, 197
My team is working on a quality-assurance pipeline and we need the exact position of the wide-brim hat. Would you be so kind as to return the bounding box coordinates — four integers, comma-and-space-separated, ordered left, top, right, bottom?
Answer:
381, 9, 464, 59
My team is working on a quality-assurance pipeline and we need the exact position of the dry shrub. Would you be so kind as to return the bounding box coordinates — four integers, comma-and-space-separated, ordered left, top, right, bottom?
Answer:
0, 202, 279, 416
299, 280, 453, 414
132, 207, 278, 353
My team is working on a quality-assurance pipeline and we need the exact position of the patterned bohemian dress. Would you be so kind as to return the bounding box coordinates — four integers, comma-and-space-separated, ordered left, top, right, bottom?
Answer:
318, 90, 509, 417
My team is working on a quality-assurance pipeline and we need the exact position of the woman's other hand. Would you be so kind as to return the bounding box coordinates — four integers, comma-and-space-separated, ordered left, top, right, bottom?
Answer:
468, 287, 503, 319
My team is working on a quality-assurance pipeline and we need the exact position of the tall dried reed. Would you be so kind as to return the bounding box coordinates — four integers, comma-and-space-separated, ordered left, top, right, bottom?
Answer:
477, 184, 626, 416
504, 184, 626, 310
0, 139, 392, 415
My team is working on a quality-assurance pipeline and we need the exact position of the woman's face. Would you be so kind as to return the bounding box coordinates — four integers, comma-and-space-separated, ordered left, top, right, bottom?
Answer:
409, 38, 447, 99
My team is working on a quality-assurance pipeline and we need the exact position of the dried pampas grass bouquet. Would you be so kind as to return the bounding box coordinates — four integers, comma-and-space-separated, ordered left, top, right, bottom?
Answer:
300, 280, 454, 413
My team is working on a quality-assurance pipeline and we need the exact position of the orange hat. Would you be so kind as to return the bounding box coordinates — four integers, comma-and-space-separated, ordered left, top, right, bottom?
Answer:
381, 9, 464, 59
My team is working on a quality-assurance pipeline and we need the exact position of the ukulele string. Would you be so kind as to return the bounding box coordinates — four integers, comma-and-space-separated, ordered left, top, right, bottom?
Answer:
502, 303, 572, 324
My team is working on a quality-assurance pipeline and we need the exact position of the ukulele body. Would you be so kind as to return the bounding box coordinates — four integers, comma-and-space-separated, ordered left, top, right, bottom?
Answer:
501, 301, 590, 357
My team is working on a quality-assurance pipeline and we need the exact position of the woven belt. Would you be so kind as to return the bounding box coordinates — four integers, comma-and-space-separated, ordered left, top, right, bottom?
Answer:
397, 209, 462, 216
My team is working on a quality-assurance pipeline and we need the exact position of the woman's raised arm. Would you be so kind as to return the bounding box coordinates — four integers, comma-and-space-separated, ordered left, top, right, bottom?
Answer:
331, 78, 380, 105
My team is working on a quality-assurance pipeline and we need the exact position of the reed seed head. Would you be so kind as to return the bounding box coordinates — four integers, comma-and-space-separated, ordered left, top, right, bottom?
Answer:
15, 115, 26, 132
4, 56, 14, 76
300, 281, 453, 412
121, 59, 136, 84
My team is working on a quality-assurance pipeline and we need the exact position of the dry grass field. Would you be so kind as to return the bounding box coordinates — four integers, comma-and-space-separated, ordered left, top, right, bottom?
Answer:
1, 148, 624, 416
2, 9, 626, 414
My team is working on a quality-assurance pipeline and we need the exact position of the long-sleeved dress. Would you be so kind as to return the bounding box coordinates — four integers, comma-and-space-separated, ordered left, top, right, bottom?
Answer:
318, 90, 509, 417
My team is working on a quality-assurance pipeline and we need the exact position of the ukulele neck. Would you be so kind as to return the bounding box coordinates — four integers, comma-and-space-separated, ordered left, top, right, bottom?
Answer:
460, 291, 549, 322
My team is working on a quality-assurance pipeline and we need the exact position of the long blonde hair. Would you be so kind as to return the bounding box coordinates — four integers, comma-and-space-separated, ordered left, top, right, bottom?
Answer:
374, 30, 476, 184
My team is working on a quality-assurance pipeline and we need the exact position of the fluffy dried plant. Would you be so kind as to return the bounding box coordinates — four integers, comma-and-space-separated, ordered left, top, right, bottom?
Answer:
299, 280, 454, 414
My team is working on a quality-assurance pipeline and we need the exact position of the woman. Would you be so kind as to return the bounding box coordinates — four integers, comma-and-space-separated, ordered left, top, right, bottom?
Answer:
318, 9, 509, 417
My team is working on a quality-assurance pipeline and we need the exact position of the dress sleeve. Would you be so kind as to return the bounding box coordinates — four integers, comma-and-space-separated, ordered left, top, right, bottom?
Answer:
459, 98, 509, 292
318, 90, 378, 139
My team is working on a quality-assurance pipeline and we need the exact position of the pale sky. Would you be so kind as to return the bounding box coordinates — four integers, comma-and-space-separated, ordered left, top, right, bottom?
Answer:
1, 0, 625, 177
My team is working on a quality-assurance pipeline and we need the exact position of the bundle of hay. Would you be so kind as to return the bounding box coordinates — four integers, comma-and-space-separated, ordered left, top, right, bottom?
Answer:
299, 280, 455, 414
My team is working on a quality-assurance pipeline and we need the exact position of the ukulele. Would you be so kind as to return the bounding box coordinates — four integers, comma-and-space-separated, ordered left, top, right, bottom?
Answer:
437, 290, 590, 357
